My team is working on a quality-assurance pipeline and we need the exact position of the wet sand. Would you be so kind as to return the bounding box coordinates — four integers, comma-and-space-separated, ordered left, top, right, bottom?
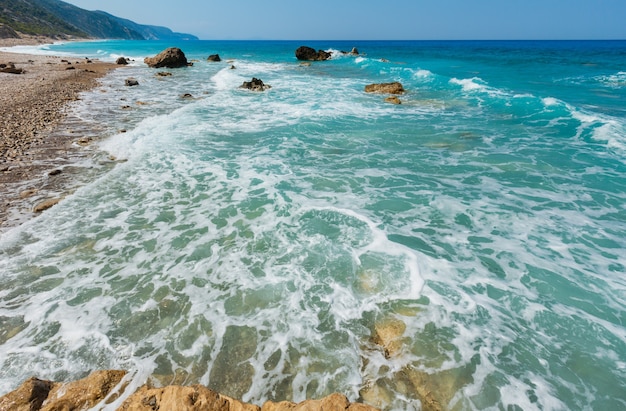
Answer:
0, 38, 118, 232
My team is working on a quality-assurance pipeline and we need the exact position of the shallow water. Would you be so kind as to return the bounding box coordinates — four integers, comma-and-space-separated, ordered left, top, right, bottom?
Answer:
1, 40, 625, 410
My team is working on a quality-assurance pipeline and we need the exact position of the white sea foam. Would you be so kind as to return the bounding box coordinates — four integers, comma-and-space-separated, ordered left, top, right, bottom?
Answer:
449, 77, 488, 92
1, 40, 625, 410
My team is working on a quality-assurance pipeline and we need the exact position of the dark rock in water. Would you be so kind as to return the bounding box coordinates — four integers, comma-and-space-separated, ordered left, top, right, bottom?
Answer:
156, 71, 172, 77
295, 46, 332, 61
116, 57, 129, 65
340, 47, 360, 55
240, 77, 271, 91
207, 54, 221, 62
230, 64, 236, 70
181, 93, 193, 99
365, 82, 405, 95
144, 47, 188, 68
125, 78, 139, 86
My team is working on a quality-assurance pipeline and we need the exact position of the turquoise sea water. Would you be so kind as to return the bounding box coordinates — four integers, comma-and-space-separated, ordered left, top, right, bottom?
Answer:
1, 40, 625, 410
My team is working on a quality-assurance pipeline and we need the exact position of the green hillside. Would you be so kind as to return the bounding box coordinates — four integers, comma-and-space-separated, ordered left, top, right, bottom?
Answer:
0, 0, 86, 37
0, 0, 197, 40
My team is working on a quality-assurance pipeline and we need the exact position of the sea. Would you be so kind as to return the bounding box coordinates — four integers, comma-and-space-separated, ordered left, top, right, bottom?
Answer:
0, 40, 625, 410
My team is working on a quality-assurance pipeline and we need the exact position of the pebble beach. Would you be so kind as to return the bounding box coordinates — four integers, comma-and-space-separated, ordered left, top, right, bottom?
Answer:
0, 37, 117, 230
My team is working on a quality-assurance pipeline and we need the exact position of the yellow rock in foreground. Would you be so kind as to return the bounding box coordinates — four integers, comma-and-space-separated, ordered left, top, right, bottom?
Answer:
0, 370, 380, 411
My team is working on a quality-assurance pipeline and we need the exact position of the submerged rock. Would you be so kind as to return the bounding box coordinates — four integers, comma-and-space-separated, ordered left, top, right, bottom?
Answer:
144, 47, 189, 68
295, 46, 332, 61
365, 82, 405, 94
372, 317, 406, 358
385, 96, 402, 104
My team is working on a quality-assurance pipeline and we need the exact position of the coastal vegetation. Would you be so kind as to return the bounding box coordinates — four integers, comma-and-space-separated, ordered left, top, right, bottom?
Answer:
0, 0, 197, 40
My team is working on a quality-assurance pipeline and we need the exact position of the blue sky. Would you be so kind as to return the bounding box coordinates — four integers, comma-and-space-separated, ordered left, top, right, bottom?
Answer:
64, 0, 626, 40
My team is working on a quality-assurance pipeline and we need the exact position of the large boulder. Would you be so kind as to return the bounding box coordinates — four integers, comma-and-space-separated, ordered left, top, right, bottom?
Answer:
207, 54, 221, 62
0, 370, 126, 411
295, 46, 332, 61
364, 82, 405, 95
144, 47, 188, 68
0, 377, 55, 411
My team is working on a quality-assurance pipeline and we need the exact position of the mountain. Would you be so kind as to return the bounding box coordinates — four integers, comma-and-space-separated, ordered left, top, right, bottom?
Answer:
0, 0, 198, 40
96, 11, 198, 41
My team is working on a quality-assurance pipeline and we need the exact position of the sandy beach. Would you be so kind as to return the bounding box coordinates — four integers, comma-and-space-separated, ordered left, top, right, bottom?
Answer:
0, 37, 118, 231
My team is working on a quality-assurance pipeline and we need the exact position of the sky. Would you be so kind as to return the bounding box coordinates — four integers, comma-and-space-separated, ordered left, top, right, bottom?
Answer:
63, 0, 626, 40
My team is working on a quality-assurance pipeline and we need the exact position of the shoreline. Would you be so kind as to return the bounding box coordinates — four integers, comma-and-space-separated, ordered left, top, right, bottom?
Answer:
0, 37, 119, 232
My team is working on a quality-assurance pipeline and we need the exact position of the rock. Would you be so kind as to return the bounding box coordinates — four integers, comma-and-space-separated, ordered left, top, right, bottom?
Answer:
295, 46, 332, 61
385, 96, 402, 104
364, 82, 405, 95
0, 62, 24, 74
1, 372, 380, 411
19, 188, 38, 198
207, 54, 221, 62
0, 377, 55, 411
240, 77, 271, 91
156, 71, 172, 77
230, 65, 236, 70
116, 57, 129, 65
261, 393, 378, 411
144, 47, 188, 68
48, 169, 62, 176
0, 371, 126, 411
181, 93, 194, 99
372, 317, 406, 358
125, 78, 139, 86
41, 370, 127, 410
77, 136, 93, 145
119, 385, 259, 411
33, 198, 61, 213
340, 47, 360, 56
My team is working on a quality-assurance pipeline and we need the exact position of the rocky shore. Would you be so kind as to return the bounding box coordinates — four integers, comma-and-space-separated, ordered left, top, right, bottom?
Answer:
0, 370, 379, 411
0, 38, 117, 230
